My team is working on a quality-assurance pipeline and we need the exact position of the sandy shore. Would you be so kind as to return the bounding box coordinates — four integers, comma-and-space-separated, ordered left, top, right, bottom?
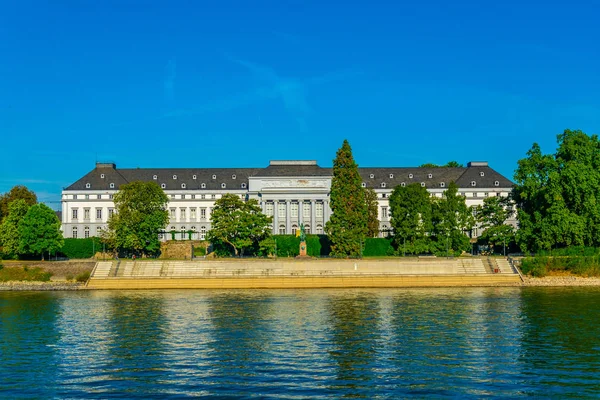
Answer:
0, 281, 85, 291
522, 276, 600, 286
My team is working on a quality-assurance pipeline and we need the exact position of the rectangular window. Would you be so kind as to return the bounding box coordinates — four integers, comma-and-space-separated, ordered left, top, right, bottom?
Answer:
201, 208, 207, 219
211, 194, 216, 199
316, 203, 323, 217
84, 208, 90, 220
109, 194, 113, 200
303, 203, 310, 219
85, 194, 89, 199
180, 208, 186, 220
97, 194, 102, 199
72, 209, 78, 220
73, 194, 78, 199
278, 203, 285, 218
84, 229, 90, 239
108, 208, 114, 218
201, 194, 206, 199
182, 194, 186, 199
266, 203, 274, 216
191, 194, 195, 200
190, 208, 196, 219
381, 207, 388, 218
96, 208, 102, 220
291, 203, 298, 218
170, 208, 176, 219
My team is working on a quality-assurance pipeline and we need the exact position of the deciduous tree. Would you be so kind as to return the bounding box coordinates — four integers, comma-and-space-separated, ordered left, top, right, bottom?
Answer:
0, 199, 31, 258
18, 203, 64, 259
476, 196, 515, 254
431, 182, 474, 256
389, 183, 432, 255
364, 188, 379, 238
207, 193, 272, 256
325, 140, 368, 257
0, 186, 37, 222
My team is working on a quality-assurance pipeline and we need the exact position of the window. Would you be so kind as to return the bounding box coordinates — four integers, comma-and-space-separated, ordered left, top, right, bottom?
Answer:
381, 182, 386, 188
241, 183, 247, 189
161, 183, 166, 189
316, 225, 323, 234
389, 174, 394, 179
382, 225, 389, 237
421, 182, 425, 187
291, 202, 299, 218
84, 227, 90, 239
409, 174, 413, 179
170, 208, 176, 218
191, 208, 196, 219
381, 207, 388, 218
153, 175, 157, 180
471, 181, 477, 187
108, 208, 114, 218
266, 203, 274, 216
428, 173, 433, 179
100, 174, 105, 179
494, 181, 500, 187
181, 183, 186, 189
369, 174, 374, 178
191, 194, 195, 199
84, 208, 90, 220
97, 194, 101, 199
85, 194, 89, 199
86, 183, 91, 188
96, 208, 102, 220
316, 203, 323, 217
232, 174, 236, 179
201, 183, 206, 188
109, 183, 115, 188
200, 208, 207, 219
221, 183, 226, 188
171, 194, 175, 199
211, 194, 216, 199
480, 171, 485, 177
72, 227, 78, 238
401, 182, 406, 187
109, 194, 113, 199
304, 224, 310, 233
201, 194, 205, 199
192, 175, 197, 180
279, 225, 286, 235
361, 182, 366, 188
212, 174, 216, 179
200, 226, 206, 240
292, 224, 298, 235
180, 208, 186, 220
173, 175, 177, 180
278, 202, 285, 218
440, 182, 445, 188
303, 203, 310, 219
72, 208, 78, 220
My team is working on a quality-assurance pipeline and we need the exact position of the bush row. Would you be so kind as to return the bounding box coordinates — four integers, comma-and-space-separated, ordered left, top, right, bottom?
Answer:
521, 255, 600, 277
59, 238, 103, 259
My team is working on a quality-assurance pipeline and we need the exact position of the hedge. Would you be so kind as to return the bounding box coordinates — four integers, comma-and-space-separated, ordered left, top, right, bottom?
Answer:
273, 235, 331, 257
362, 238, 394, 257
59, 238, 102, 259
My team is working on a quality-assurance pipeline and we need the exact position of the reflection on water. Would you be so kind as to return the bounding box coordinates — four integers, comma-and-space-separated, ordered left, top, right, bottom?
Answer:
1, 288, 600, 398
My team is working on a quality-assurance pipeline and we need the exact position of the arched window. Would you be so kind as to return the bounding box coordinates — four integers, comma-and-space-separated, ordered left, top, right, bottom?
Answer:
316, 225, 323, 234
361, 182, 366, 188
161, 183, 166, 189
173, 175, 177, 180
181, 183, 186, 189
192, 175, 197, 180
304, 224, 310, 234
109, 183, 115, 188
279, 225, 286, 235
201, 183, 206, 188
72, 227, 78, 238
153, 175, 157, 180
221, 183, 226, 189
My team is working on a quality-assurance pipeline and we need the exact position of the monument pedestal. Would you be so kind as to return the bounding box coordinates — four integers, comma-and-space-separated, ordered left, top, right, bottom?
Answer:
295, 241, 312, 259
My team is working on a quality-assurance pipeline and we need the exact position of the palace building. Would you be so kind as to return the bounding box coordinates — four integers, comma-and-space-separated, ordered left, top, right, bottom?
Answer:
61, 160, 514, 240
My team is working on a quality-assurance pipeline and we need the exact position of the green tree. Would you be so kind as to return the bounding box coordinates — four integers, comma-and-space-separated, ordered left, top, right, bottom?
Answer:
0, 186, 37, 222
0, 199, 31, 258
513, 130, 600, 252
364, 188, 379, 238
18, 203, 64, 259
107, 181, 169, 255
389, 183, 433, 255
431, 182, 474, 256
444, 161, 463, 168
419, 163, 439, 168
476, 196, 515, 254
325, 140, 368, 257
207, 193, 272, 256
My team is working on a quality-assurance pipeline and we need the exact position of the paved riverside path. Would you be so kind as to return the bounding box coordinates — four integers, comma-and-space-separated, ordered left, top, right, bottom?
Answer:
87, 258, 522, 289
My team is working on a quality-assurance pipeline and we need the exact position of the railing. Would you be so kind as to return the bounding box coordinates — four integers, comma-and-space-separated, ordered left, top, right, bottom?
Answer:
507, 256, 525, 282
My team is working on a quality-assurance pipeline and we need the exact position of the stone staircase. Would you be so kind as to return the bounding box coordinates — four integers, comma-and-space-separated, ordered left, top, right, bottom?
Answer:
458, 259, 487, 274
92, 261, 113, 278
495, 258, 515, 274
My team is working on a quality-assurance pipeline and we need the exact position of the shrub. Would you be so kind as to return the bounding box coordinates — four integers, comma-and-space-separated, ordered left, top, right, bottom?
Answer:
521, 255, 600, 277
363, 238, 394, 257
0, 266, 52, 282
75, 271, 91, 283
65, 274, 74, 282
60, 238, 102, 259
273, 235, 328, 257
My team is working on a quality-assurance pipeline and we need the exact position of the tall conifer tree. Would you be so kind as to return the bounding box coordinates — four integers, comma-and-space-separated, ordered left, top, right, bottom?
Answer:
326, 140, 368, 257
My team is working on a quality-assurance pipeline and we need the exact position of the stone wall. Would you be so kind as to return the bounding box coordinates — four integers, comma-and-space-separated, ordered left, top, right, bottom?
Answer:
160, 240, 207, 259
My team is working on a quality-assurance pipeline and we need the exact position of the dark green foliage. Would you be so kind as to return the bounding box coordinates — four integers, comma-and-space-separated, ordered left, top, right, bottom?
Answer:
0, 266, 52, 282
18, 203, 64, 259
362, 238, 394, 257
272, 235, 326, 257
430, 182, 474, 256
364, 188, 379, 238
0, 185, 37, 222
0, 199, 31, 258
326, 140, 368, 257
476, 196, 515, 254
514, 129, 600, 252
193, 245, 207, 257
75, 271, 91, 282
389, 183, 433, 255
59, 238, 102, 259
521, 256, 600, 277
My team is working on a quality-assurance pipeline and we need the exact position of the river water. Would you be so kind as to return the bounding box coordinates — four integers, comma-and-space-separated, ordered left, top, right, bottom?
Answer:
1, 287, 600, 398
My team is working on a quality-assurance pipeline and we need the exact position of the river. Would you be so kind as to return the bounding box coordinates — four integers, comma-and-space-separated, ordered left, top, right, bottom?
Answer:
1, 288, 600, 398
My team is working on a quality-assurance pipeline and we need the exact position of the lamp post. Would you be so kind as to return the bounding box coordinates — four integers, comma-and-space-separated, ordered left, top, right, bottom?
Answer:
446, 232, 450, 258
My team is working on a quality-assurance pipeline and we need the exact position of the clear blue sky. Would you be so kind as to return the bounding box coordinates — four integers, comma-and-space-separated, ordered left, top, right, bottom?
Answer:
1, 0, 599, 208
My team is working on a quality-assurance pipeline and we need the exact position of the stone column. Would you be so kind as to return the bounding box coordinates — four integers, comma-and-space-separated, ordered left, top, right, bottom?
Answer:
298, 199, 303, 225
311, 200, 316, 233
273, 201, 279, 235
324, 200, 330, 223
286, 200, 291, 234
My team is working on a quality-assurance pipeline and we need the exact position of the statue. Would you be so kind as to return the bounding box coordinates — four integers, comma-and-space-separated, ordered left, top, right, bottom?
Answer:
299, 222, 307, 243
297, 222, 309, 258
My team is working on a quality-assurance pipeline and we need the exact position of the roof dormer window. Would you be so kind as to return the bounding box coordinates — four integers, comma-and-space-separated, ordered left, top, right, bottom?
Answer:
421, 182, 426, 187
109, 183, 115, 189
408, 174, 413, 179
381, 182, 386, 188
153, 175, 157, 180
232, 174, 236, 179
494, 181, 500, 187
100, 174, 105, 179
440, 182, 446, 188
471, 181, 477, 187
201, 183, 206, 188
369, 174, 374, 179
389, 174, 394, 179
173, 175, 177, 180
181, 183, 186, 189
241, 183, 247, 189
192, 175, 197, 180
161, 183, 166, 189
401, 182, 406, 187
480, 172, 485, 177
428, 173, 433, 179
85, 183, 91, 188
221, 183, 226, 189
361, 182, 366, 188
212, 174, 216, 180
